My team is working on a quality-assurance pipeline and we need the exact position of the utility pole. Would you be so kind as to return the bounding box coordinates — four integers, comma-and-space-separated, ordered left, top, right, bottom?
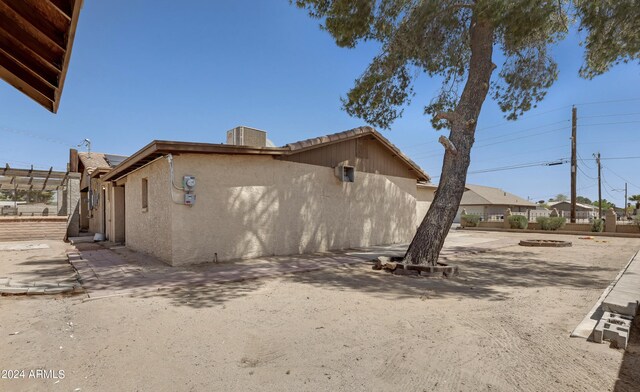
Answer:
625, 182, 628, 219
594, 152, 602, 218
570, 106, 577, 223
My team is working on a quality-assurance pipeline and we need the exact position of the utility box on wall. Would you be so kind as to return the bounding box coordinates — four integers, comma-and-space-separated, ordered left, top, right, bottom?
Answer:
183, 175, 196, 191
184, 193, 196, 206
182, 175, 196, 206
335, 164, 355, 183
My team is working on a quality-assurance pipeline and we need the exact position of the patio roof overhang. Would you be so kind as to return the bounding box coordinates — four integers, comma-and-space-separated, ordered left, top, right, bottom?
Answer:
0, 0, 83, 113
0, 164, 79, 191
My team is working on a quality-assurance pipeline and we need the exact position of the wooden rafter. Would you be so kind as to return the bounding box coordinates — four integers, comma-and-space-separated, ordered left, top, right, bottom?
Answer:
0, 0, 82, 113
41, 166, 53, 190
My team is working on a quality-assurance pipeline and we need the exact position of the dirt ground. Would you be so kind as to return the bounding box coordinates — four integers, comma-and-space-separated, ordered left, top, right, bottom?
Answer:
0, 241, 76, 284
1, 231, 639, 391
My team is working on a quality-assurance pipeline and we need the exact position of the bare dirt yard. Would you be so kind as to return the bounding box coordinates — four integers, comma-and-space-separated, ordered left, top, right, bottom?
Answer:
1, 231, 639, 391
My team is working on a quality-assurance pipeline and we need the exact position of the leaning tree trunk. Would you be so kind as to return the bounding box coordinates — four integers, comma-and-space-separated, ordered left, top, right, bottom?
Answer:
404, 17, 495, 266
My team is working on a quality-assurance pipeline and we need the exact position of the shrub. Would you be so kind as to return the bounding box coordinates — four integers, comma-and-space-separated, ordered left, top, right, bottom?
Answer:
536, 216, 566, 231
461, 214, 481, 228
508, 215, 528, 229
591, 218, 604, 232
634, 215, 640, 229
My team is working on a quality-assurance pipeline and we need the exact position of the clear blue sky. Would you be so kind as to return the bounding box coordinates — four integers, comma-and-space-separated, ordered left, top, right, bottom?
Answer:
1, 1, 639, 205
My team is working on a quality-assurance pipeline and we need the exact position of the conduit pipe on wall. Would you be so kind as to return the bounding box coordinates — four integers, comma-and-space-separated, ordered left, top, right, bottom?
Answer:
165, 154, 188, 205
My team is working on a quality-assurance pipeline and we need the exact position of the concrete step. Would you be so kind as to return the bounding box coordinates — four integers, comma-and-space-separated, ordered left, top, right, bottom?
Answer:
602, 251, 640, 317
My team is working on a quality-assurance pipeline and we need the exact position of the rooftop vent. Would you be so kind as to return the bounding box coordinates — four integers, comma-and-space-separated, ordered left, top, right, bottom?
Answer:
226, 126, 267, 147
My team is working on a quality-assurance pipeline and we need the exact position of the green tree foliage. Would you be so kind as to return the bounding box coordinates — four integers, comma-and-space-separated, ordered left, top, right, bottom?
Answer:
593, 199, 615, 210
294, 0, 639, 264
550, 194, 569, 202
0, 190, 53, 203
576, 196, 592, 204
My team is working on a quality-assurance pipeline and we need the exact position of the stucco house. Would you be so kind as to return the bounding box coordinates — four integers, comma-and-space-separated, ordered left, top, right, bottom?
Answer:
455, 184, 537, 221
548, 200, 597, 219
73, 126, 436, 266
72, 151, 128, 234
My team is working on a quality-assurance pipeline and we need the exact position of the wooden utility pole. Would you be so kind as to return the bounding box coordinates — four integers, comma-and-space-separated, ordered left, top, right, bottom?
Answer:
570, 106, 577, 223
625, 182, 628, 219
594, 152, 602, 218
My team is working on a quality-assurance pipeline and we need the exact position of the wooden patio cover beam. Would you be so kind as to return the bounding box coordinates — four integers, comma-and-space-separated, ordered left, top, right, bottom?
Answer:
0, 0, 82, 112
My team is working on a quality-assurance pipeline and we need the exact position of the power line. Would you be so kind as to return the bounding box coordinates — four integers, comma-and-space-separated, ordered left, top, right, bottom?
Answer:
577, 164, 597, 180
402, 119, 569, 152
581, 112, 640, 119
0, 125, 76, 147
412, 125, 568, 160
603, 166, 640, 191
580, 120, 640, 127
472, 97, 640, 136
577, 150, 594, 169
430, 158, 567, 179
575, 97, 640, 106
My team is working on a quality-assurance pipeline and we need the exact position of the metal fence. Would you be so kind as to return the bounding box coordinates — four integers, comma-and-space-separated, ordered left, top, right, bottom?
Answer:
618, 216, 640, 225
0, 188, 66, 217
559, 210, 596, 224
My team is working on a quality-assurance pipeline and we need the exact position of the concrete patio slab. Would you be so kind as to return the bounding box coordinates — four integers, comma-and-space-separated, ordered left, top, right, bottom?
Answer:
69, 232, 512, 298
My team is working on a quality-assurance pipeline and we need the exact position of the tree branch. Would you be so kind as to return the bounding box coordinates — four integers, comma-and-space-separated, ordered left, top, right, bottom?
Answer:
438, 135, 458, 154
434, 111, 461, 123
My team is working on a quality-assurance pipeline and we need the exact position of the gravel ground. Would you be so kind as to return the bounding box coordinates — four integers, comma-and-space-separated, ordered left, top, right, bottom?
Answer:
1, 231, 639, 391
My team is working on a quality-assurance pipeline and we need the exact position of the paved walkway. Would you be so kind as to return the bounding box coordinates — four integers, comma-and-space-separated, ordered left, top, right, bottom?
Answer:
0, 240, 81, 295
67, 232, 512, 299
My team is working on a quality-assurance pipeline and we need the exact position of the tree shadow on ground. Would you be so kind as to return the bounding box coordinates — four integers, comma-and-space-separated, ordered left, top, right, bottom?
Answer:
133, 279, 266, 309
8, 257, 77, 282
614, 316, 640, 392
287, 249, 617, 302
47, 241, 620, 309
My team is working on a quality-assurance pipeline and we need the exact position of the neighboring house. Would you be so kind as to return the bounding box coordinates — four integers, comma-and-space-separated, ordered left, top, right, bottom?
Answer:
548, 201, 597, 219
455, 184, 537, 222
78, 126, 435, 266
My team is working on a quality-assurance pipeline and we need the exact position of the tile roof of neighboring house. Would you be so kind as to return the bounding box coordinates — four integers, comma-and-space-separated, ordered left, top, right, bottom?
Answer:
461, 184, 536, 207
548, 201, 596, 210
78, 152, 128, 175
286, 126, 429, 182
103, 126, 430, 182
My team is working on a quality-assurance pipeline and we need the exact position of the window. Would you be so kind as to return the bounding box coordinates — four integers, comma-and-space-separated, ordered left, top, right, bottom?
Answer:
141, 178, 148, 210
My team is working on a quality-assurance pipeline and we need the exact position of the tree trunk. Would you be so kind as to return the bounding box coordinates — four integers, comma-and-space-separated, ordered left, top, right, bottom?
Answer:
404, 16, 495, 266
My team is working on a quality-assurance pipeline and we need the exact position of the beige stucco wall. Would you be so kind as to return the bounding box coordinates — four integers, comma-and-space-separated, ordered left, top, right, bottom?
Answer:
105, 184, 125, 242
123, 158, 173, 262
88, 177, 104, 234
415, 186, 435, 227
123, 154, 417, 265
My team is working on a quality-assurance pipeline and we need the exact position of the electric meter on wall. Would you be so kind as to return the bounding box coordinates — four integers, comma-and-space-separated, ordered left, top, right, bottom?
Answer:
183, 175, 196, 191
